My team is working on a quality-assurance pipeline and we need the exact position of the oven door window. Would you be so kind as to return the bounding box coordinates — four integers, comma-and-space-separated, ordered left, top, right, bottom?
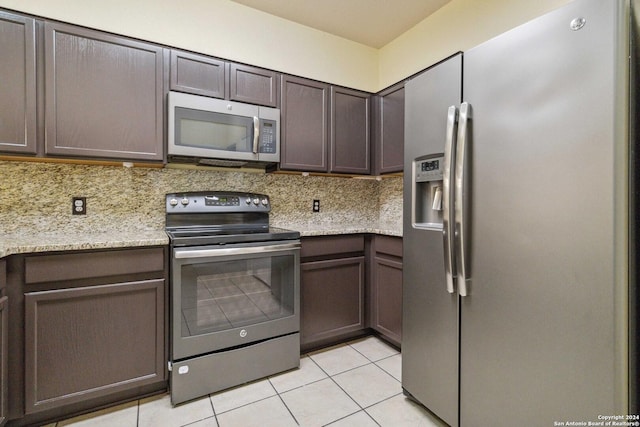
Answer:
179, 254, 295, 338
175, 107, 254, 153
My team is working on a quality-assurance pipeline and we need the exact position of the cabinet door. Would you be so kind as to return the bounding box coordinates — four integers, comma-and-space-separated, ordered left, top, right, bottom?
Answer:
330, 87, 370, 174
24, 279, 165, 414
300, 256, 365, 348
230, 63, 278, 107
280, 75, 329, 172
372, 256, 402, 346
0, 296, 7, 427
44, 22, 164, 161
0, 12, 36, 154
170, 50, 227, 99
374, 84, 404, 174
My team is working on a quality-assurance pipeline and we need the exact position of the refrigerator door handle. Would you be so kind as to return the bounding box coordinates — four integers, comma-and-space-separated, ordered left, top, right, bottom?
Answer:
455, 102, 472, 296
443, 105, 458, 294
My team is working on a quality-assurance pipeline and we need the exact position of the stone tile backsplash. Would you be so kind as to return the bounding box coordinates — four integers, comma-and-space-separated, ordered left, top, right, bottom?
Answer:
0, 161, 403, 235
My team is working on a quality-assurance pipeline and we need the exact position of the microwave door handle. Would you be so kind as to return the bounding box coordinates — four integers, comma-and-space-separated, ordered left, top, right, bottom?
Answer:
252, 116, 260, 154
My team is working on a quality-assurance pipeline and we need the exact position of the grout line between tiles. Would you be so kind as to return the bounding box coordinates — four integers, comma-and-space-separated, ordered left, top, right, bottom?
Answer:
207, 393, 219, 427
266, 377, 300, 425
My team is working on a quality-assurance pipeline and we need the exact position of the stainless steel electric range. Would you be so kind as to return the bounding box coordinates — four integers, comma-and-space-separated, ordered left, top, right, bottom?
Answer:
165, 191, 300, 405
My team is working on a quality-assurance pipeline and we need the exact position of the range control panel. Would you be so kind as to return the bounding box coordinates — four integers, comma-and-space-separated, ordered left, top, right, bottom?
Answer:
166, 191, 270, 213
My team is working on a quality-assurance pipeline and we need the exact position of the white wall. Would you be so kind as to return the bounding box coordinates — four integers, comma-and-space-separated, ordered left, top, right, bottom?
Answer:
0, 0, 379, 91
0, 0, 573, 92
378, 0, 572, 89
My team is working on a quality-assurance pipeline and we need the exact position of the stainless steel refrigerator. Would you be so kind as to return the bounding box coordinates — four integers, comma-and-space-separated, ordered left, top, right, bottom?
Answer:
402, 0, 638, 425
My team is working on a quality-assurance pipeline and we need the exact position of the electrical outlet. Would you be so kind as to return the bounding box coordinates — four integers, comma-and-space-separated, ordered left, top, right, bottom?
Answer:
72, 197, 86, 215
312, 199, 320, 213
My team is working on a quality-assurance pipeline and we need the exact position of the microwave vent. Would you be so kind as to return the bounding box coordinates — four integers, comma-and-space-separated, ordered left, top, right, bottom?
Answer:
198, 158, 248, 168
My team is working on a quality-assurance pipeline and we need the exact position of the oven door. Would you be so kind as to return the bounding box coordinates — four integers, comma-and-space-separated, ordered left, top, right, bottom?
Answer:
171, 240, 300, 361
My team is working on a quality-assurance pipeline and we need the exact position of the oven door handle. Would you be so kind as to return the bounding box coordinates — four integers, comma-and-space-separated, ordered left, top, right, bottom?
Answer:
174, 242, 300, 259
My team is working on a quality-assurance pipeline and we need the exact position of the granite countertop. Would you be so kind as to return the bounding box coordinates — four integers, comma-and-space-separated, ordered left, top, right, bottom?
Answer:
0, 230, 170, 258
0, 223, 402, 258
280, 221, 402, 238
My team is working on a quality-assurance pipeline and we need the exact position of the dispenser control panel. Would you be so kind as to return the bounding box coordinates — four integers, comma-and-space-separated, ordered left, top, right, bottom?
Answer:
415, 156, 444, 182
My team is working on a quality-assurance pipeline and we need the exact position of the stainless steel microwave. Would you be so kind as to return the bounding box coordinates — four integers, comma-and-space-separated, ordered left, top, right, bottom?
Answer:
168, 91, 280, 166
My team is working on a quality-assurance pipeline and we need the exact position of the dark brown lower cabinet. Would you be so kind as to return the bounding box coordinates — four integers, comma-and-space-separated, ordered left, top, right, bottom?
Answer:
300, 235, 366, 351
24, 279, 165, 413
0, 294, 7, 427
370, 236, 403, 347
5, 247, 167, 426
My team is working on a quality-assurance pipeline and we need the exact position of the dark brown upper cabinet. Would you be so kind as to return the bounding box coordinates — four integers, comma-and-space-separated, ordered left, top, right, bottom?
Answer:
229, 63, 279, 107
170, 50, 278, 107
0, 259, 6, 427
170, 50, 227, 99
330, 86, 370, 174
372, 83, 405, 174
280, 76, 371, 174
0, 12, 37, 154
280, 75, 330, 172
44, 22, 165, 162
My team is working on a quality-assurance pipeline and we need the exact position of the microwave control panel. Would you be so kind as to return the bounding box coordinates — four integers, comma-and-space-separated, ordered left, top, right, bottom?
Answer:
259, 120, 277, 154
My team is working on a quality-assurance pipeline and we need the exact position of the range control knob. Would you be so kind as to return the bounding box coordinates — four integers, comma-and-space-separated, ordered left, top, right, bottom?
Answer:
181, 198, 189, 206
252, 198, 259, 206
245, 197, 251, 205
169, 198, 178, 207
261, 198, 269, 206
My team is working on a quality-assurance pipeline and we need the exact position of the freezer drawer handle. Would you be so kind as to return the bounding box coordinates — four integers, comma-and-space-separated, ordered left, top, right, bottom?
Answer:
455, 102, 472, 296
443, 105, 458, 294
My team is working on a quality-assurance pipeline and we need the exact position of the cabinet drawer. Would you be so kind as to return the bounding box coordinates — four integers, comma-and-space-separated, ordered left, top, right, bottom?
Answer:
375, 236, 403, 258
25, 247, 165, 284
301, 235, 364, 259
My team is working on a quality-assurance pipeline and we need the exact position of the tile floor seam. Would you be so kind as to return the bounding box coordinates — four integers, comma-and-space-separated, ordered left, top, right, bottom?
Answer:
270, 384, 301, 426
322, 409, 382, 427
210, 393, 275, 416
362, 390, 405, 411
374, 362, 400, 383
348, 341, 377, 363
371, 360, 402, 383
308, 350, 373, 378
267, 377, 301, 425
326, 367, 368, 415
136, 398, 140, 427
180, 415, 218, 427
348, 339, 400, 364
328, 363, 405, 415
206, 393, 219, 427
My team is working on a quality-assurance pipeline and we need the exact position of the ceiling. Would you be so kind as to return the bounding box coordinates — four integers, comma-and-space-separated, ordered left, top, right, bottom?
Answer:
229, 0, 451, 48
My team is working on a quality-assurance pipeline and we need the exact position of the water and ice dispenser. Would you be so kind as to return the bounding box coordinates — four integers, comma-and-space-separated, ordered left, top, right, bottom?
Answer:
412, 155, 445, 229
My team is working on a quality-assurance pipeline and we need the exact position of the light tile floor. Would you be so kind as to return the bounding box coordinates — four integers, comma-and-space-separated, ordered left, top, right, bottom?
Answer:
50, 336, 446, 427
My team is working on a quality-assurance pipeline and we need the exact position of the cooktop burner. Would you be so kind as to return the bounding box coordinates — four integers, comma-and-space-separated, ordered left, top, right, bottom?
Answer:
165, 191, 299, 246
